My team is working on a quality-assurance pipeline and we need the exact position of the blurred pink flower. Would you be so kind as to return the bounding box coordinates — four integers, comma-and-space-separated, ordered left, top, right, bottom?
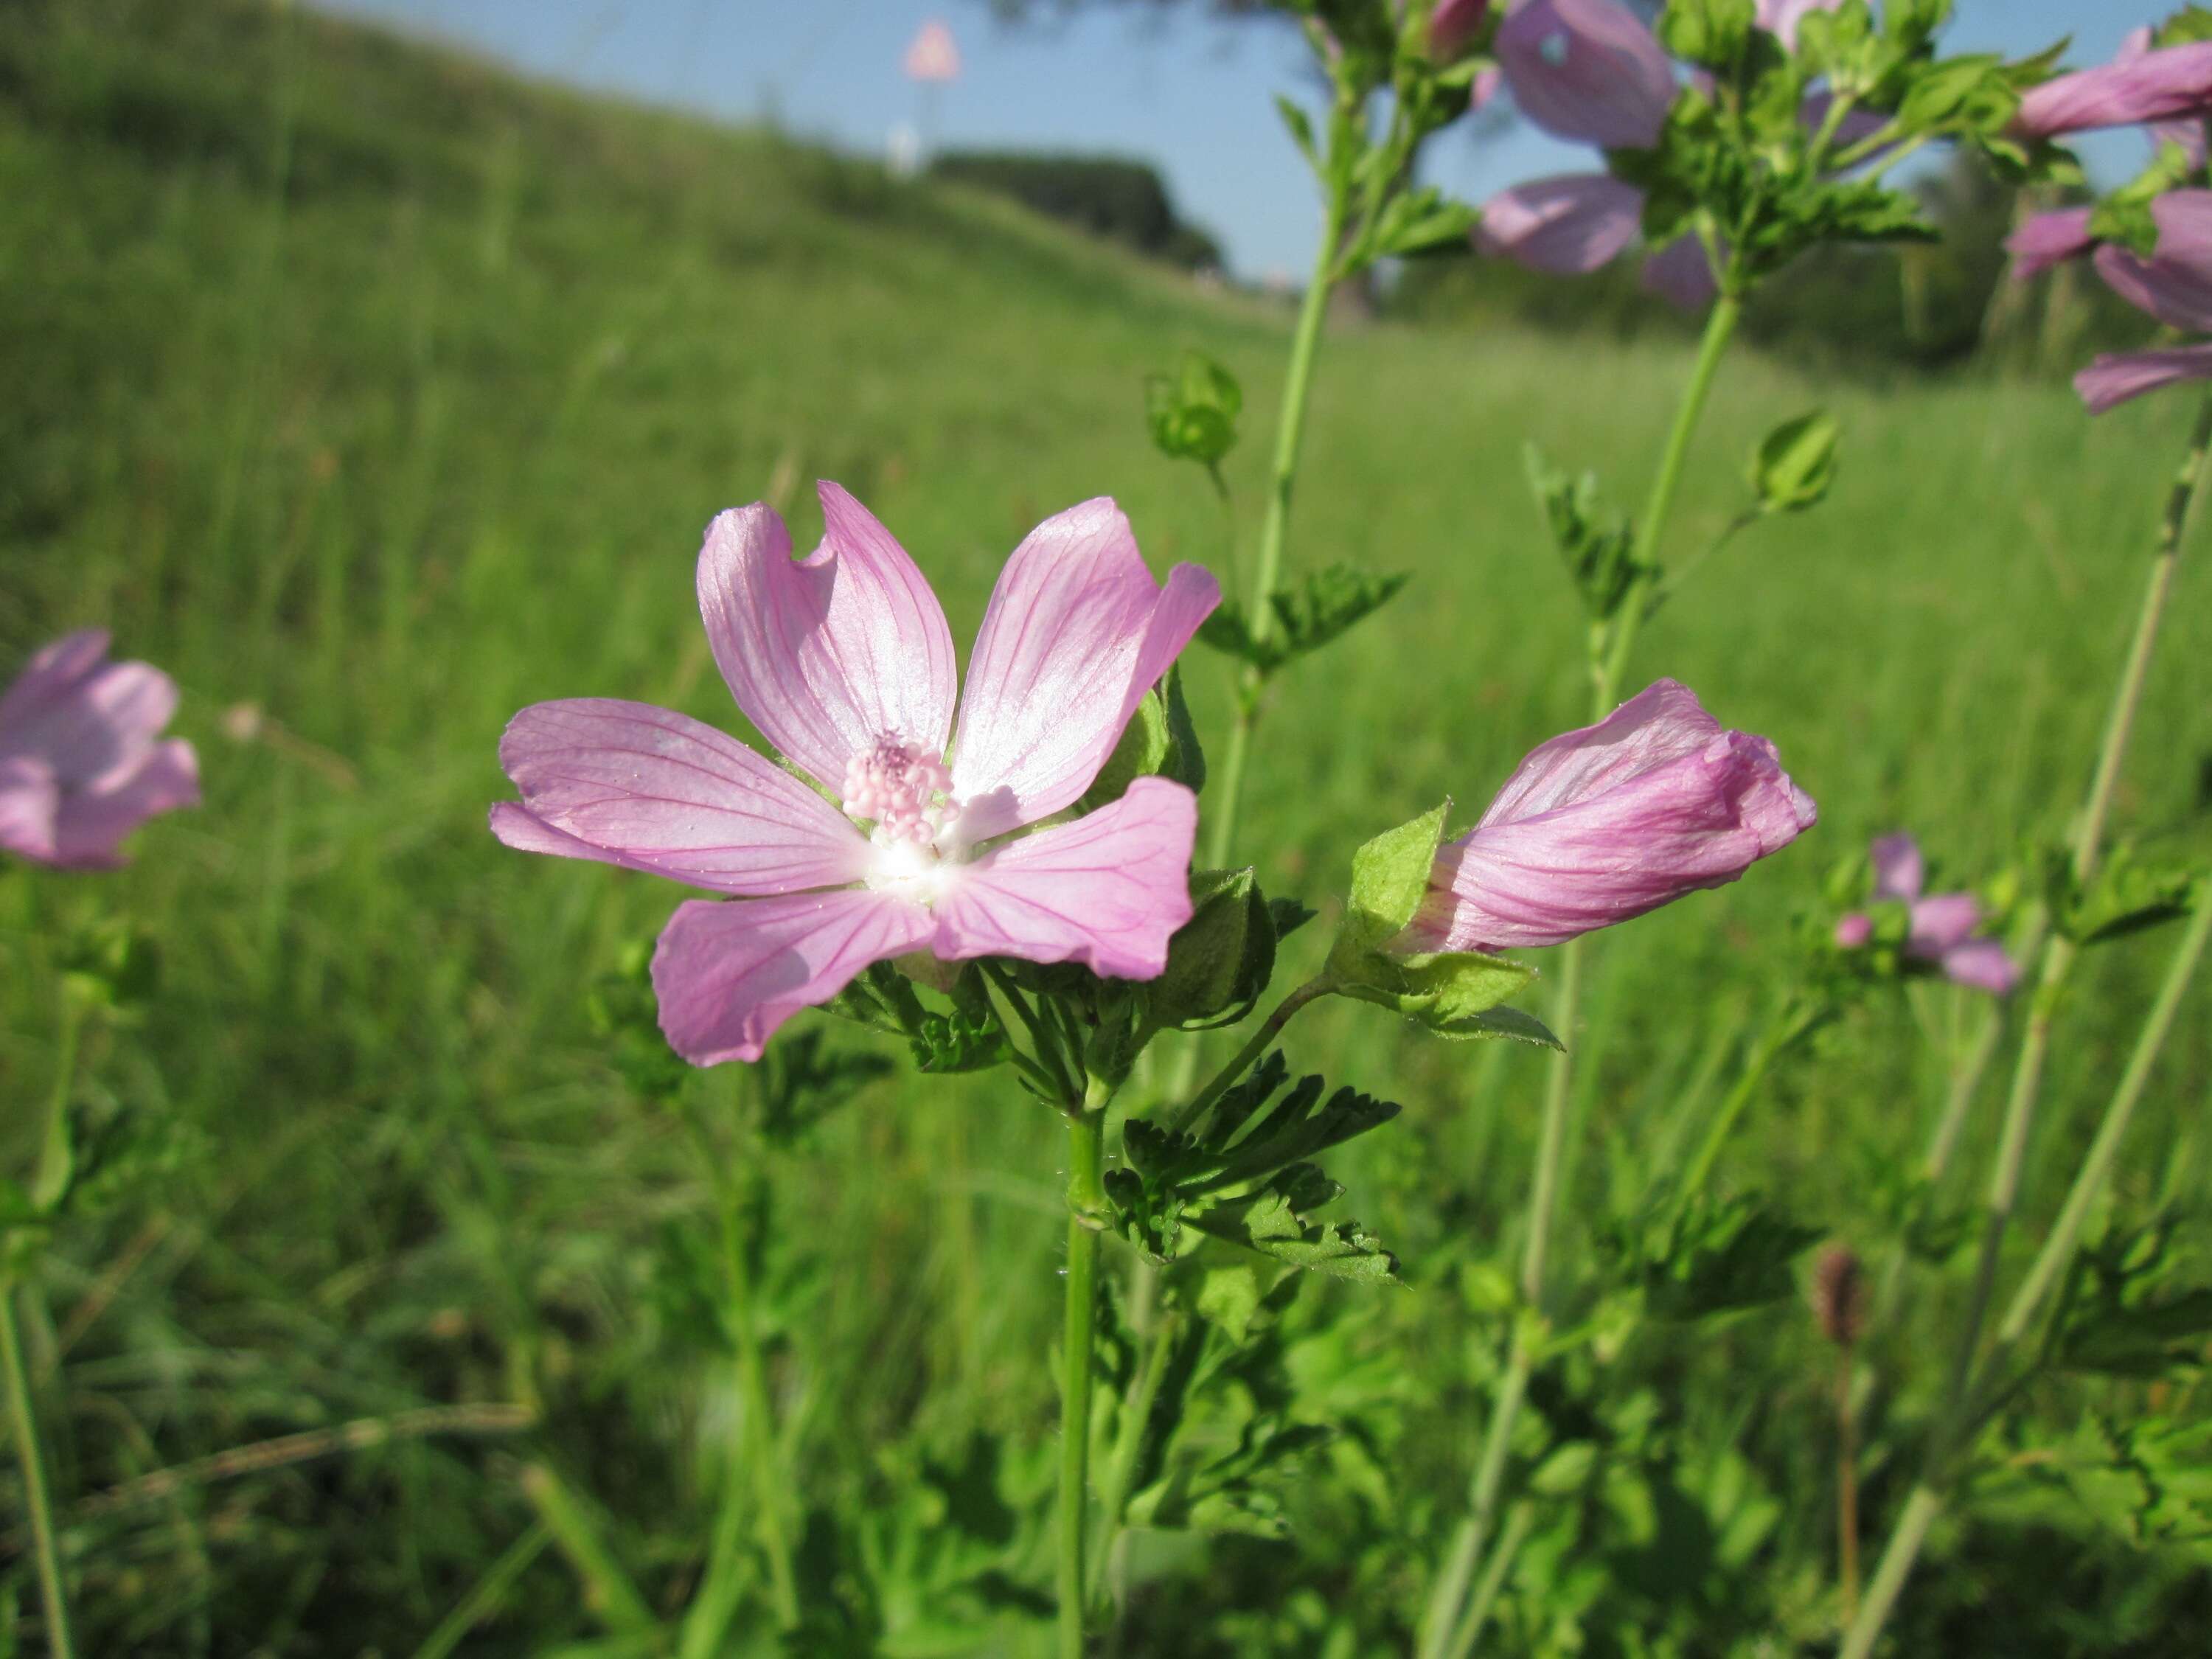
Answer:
1430, 0, 1490, 60
2119, 26, 2211, 167
1477, 172, 1644, 271
491, 484, 1218, 1064
1641, 230, 1719, 310
1395, 679, 1816, 953
2015, 37, 2212, 142
0, 630, 200, 871
2074, 342, 2212, 414
1756, 0, 1843, 52
1495, 0, 1676, 152
2006, 206, 2096, 280
1835, 832, 2017, 995
2094, 189, 2212, 333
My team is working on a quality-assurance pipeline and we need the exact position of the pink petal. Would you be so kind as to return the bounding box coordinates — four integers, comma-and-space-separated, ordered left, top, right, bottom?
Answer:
651, 888, 936, 1065
2073, 344, 2212, 414
0, 630, 111, 730
1756, 0, 1842, 51
46, 740, 200, 869
2118, 26, 2212, 165
1834, 911, 1873, 950
1481, 680, 1724, 829
1430, 0, 1489, 59
2092, 189, 2212, 333
695, 483, 957, 792
1495, 0, 1677, 152
491, 698, 869, 894
0, 755, 60, 863
0, 656, 179, 790
1941, 939, 2020, 997
932, 776, 1198, 980
1642, 232, 1719, 310
1907, 892, 1980, 956
2006, 208, 2096, 281
1478, 174, 1645, 274
2016, 40, 2212, 140
1868, 833, 1923, 905
948, 500, 1218, 844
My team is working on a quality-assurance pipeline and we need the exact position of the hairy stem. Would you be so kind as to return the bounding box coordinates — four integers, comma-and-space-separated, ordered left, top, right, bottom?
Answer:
1168, 975, 1337, 1136
4, 1283, 76, 1659
1057, 1097, 1109, 1659
1842, 383, 2212, 1659
1418, 1348, 1528, 1659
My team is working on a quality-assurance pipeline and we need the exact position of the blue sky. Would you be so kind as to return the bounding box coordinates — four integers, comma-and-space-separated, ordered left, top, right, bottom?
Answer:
324, 1, 2143, 278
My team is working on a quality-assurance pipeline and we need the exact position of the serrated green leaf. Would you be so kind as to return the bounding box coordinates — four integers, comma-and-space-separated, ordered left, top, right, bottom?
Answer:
1195, 563, 1410, 674
1528, 444, 1642, 619
1184, 1166, 1400, 1282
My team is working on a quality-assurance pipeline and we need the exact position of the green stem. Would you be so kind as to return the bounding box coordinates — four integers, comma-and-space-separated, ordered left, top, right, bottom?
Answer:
1599, 293, 1744, 699
1, 1284, 74, 1659
1166, 975, 1337, 1136
32, 994, 84, 1213
1677, 1002, 1808, 1203
1088, 1305, 1178, 1602
1989, 890, 2212, 1360
1843, 383, 2212, 1659
1425, 292, 1746, 1658
1057, 1100, 1109, 1659
1206, 174, 1351, 872
1441, 1500, 1537, 1659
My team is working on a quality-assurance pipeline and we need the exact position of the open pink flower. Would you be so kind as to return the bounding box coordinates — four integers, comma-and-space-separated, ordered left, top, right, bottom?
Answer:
1395, 680, 1816, 954
1495, 0, 1677, 153
1834, 833, 2017, 995
491, 484, 1219, 1065
0, 630, 200, 871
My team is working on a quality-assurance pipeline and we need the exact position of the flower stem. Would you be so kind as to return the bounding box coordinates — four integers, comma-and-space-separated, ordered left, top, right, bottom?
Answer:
1206, 175, 1350, 872
1678, 1000, 1812, 1205
1166, 975, 1337, 1137
1424, 291, 1747, 1658
1, 1281, 76, 1659
32, 992, 84, 1212
1057, 1097, 1109, 1659
1837, 1344, 1861, 1629
1600, 293, 1743, 700
1841, 383, 2212, 1659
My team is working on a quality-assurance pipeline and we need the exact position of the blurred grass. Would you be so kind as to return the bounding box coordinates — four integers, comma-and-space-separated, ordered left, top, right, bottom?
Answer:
2, 1, 2209, 1652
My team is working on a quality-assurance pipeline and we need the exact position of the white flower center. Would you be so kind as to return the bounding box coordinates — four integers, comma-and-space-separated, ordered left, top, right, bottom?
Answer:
844, 737, 961, 902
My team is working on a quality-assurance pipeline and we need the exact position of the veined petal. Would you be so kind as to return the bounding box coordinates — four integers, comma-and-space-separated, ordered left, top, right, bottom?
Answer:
2016, 39, 2212, 140
1480, 680, 1722, 828
696, 483, 957, 792
0, 755, 60, 863
652, 889, 936, 1065
1869, 833, 1924, 905
1908, 892, 1980, 956
2092, 190, 2212, 333
46, 740, 199, 870
949, 499, 1218, 843
2074, 344, 2212, 414
1478, 174, 1645, 275
932, 777, 1197, 980
1495, 0, 1677, 152
492, 698, 869, 894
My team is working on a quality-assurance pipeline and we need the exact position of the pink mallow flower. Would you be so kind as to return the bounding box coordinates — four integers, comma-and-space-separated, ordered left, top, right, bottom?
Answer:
1834, 832, 2017, 995
0, 630, 200, 871
490, 483, 1219, 1065
2015, 36, 2212, 145
1477, 172, 1645, 272
1495, 0, 1677, 153
1394, 680, 1816, 954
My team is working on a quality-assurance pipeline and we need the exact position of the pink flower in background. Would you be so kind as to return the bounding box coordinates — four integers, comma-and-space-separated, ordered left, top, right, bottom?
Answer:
1641, 230, 1719, 310
902, 19, 961, 84
2076, 342, 2212, 413
491, 483, 1219, 1065
1394, 680, 1817, 954
2006, 206, 2096, 280
1495, 0, 1677, 152
1478, 173, 1644, 272
1430, 0, 1490, 60
2014, 37, 2212, 142
0, 630, 200, 871
1834, 833, 2017, 994
1756, 0, 1844, 52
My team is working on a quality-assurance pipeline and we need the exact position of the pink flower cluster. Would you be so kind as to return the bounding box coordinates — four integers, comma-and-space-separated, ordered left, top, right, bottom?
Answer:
1473, 0, 1851, 310
1, 630, 200, 870
2008, 29, 2212, 413
1833, 834, 2017, 995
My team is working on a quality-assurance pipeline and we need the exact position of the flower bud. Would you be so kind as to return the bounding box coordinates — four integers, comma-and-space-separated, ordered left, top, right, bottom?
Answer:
1495, 0, 1677, 152
1810, 1243, 1866, 1349
1395, 680, 1816, 954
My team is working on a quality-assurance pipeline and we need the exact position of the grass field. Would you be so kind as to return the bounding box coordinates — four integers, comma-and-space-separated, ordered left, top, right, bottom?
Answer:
4, 2, 2211, 1654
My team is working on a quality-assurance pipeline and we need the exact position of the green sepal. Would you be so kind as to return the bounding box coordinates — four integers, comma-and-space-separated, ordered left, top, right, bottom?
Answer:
2162, 7, 2212, 48
1275, 94, 1321, 177
1337, 947, 1540, 1030
1149, 867, 1279, 1033
1352, 187, 1479, 267
1656, 0, 1756, 72
1329, 800, 1449, 969
1144, 349, 1243, 467
1079, 666, 1204, 814
1748, 410, 1840, 515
